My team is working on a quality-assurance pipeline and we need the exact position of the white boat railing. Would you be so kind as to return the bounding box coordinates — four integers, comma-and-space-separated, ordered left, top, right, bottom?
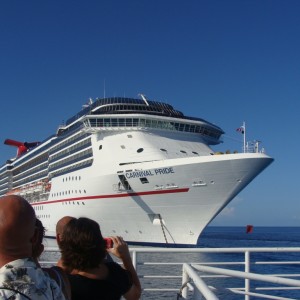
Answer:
43, 246, 300, 300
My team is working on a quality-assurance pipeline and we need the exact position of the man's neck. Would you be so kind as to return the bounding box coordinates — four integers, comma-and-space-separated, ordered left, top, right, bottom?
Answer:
0, 253, 31, 268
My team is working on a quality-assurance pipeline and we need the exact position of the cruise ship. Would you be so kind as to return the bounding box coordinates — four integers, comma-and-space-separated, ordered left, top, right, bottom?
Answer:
0, 96, 273, 246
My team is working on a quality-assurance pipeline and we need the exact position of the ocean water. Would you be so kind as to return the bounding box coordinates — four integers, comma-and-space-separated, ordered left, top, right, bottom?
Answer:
43, 227, 300, 299
137, 226, 300, 300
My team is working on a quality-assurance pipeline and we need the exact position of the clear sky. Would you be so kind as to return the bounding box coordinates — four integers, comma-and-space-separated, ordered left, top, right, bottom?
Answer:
0, 0, 299, 227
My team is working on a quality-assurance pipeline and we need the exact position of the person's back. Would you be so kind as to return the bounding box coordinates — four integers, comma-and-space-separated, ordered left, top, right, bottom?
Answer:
0, 195, 65, 300
59, 217, 141, 300
67, 262, 133, 300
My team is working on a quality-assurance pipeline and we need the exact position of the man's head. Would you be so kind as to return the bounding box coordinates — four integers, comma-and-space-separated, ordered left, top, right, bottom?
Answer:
56, 216, 75, 245
0, 195, 36, 262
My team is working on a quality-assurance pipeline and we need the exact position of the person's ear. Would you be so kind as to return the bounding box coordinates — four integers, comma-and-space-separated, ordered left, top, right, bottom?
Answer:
31, 226, 38, 243
57, 233, 64, 244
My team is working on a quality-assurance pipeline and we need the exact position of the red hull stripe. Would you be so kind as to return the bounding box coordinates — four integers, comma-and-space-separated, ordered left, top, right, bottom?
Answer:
31, 188, 189, 206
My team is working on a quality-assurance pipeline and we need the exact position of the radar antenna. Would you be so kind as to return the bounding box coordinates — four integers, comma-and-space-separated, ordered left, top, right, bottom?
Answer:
138, 93, 149, 106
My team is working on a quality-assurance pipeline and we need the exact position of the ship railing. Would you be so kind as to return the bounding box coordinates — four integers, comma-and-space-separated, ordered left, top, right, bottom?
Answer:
244, 140, 265, 154
42, 246, 300, 300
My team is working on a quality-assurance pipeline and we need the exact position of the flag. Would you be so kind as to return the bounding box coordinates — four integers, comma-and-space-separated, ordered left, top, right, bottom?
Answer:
246, 225, 253, 233
236, 126, 245, 134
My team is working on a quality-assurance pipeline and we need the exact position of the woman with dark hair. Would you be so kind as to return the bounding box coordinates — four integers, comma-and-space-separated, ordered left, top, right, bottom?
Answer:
59, 217, 141, 300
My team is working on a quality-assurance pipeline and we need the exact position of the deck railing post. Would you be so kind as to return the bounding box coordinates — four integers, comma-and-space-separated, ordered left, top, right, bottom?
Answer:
182, 267, 189, 299
245, 250, 250, 300
131, 249, 137, 269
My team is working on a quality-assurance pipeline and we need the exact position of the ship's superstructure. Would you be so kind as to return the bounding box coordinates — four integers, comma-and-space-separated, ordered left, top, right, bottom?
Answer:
0, 96, 273, 246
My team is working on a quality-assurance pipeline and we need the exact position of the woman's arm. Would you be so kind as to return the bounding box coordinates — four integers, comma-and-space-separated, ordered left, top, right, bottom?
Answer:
108, 236, 142, 300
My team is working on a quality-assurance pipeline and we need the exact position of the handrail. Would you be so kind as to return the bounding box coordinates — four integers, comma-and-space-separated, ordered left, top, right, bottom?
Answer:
43, 246, 300, 300
182, 263, 219, 299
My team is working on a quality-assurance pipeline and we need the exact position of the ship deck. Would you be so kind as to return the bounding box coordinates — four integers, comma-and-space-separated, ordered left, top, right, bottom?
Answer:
42, 246, 300, 299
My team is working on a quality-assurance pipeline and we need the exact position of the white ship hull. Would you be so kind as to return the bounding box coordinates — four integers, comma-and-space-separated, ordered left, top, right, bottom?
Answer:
35, 152, 272, 246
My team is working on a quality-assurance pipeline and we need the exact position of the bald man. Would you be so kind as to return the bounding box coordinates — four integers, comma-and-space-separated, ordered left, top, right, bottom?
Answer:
0, 195, 66, 300
56, 216, 75, 268
56, 216, 75, 245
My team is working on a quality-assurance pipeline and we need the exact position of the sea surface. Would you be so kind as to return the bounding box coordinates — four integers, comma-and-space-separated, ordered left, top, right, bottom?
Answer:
43, 227, 300, 299
137, 226, 300, 299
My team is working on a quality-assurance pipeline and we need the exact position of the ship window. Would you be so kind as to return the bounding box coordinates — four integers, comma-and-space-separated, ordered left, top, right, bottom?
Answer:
121, 145, 126, 149
137, 148, 144, 153
127, 135, 132, 138
160, 148, 167, 152
126, 119, 132, 127
99, 145, 102, 150
140, 177, 149, 184
192, 151, 199, 155
111, 118, 118, 126
180, 150, 187, 154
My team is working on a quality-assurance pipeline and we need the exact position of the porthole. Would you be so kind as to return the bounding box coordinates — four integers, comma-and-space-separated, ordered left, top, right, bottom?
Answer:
180, 150, 187, 154
192, 151, 199, 155
160, 149, 167, 152
99, 145, 102, 150
137, 148, 144, 153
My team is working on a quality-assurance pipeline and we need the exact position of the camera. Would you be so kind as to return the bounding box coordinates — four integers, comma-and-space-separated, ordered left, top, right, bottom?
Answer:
104, 237, 113, 249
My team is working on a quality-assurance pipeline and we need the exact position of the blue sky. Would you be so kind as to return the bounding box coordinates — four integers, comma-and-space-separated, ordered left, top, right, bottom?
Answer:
0, 0, 299, 226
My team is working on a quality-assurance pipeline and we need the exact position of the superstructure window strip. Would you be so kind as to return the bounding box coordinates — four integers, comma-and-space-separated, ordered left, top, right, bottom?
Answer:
12, 153, 48, 176
50, 132, 90, 155
13, 161, 48, 182
84, 117, 221, 140
49, 149, 93, 172
50, 159, 93, 178
50, 139, 91, 163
